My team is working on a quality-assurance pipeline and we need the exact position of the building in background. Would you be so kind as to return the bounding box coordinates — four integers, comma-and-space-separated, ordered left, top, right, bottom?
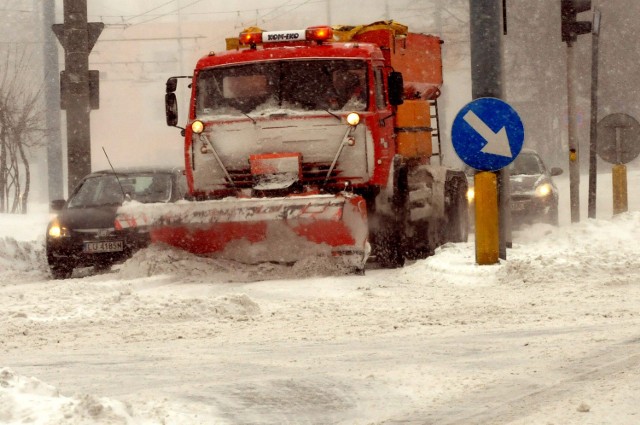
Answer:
5, 0, 636, 203
69, 0, 473, 174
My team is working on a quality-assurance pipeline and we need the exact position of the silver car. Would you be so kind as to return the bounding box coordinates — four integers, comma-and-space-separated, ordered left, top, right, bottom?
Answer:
509, 149, 562, 226
465, 149, 563, 227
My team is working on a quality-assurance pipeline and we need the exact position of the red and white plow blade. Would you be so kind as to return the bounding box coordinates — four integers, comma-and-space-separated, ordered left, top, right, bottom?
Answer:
116, 194, 369, 269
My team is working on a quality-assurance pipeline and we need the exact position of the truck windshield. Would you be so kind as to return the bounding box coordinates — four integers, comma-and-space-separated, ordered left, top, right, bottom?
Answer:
196, 59, 367, 116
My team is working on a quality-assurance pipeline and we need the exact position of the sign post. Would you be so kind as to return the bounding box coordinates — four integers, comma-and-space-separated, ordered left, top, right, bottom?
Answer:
469, 0, 510, 259
587, 9, 601, 218
562, 0, 593, 223
596, 113, 640, 215
52, 0, 103, 194
474, 172, 499, 264
452, 97, 524, 265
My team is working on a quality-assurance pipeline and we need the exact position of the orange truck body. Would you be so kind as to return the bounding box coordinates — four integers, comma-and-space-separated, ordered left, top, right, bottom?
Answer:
116, 21, 468, 270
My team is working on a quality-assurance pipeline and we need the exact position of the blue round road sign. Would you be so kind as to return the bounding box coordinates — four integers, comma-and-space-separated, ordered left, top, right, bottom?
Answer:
451, 97, 525, 171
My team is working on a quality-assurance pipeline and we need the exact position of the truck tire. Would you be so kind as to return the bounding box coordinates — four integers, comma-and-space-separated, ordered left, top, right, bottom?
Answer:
374, 160, 407, 269
404, 164, 439, 260
375, 218, 405, 268
446, 180, 469, 243
374, 162, 449, 267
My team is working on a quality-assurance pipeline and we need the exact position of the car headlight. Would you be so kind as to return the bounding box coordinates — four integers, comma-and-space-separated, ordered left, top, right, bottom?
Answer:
466, 186, 475, 203
535, 183, 552, 197
48, 220, 69, 238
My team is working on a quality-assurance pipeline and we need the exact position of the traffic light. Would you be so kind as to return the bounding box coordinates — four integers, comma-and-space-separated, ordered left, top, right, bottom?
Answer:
561, 0, 592, 44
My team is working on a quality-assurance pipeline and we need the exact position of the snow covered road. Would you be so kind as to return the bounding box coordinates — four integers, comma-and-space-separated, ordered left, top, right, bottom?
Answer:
2, 170, 640, 424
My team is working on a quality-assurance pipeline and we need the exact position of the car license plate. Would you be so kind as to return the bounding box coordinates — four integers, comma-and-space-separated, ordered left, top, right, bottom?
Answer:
83, 240, 124, 253
511, 201, 527, 212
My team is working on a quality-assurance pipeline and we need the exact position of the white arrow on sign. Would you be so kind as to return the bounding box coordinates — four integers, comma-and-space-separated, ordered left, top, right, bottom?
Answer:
463, 110, 512, 158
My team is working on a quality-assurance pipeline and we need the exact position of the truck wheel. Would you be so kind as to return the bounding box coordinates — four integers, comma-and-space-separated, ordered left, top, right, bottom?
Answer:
375, 218, 405, 268
403, 219, 433, 261
446, 182, 469, 243
374, 160, 408, 268
404, 164, 438, 260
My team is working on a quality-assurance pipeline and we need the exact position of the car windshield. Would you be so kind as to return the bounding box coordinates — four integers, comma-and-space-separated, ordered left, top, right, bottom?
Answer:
509, 153, 544, 175
195, 59, 367, 116
67, 173, 172, 208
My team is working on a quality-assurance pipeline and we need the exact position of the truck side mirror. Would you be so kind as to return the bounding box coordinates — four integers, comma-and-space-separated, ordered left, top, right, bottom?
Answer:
388, 71, 404, 106
166, 77, 177, 93
166, 93, 178, 127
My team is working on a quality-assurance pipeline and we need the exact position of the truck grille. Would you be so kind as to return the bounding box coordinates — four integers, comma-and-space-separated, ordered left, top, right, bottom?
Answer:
225, 162, 342, 189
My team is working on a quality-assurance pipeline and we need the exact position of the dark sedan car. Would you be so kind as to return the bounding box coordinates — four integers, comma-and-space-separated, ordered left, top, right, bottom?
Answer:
46, 167, 187, 279
465, 149, 563, 227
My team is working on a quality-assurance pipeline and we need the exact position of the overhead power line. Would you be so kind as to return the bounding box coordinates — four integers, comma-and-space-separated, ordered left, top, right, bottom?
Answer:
257, 0, 297, 21
90, 0, 324, 26
123, 0, 177, 22
258, 0, 317, 25
129, 0, 207, 26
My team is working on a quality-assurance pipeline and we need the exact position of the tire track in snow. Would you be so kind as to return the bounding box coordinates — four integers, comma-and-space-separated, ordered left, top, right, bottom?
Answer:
383, 333, 640, 425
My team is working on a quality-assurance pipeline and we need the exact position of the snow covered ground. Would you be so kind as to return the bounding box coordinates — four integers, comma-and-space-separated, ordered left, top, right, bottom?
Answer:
2, 168, 640, 424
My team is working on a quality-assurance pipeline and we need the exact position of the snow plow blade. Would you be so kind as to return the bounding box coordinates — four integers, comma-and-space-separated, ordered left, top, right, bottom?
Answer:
115, 194, 369, 270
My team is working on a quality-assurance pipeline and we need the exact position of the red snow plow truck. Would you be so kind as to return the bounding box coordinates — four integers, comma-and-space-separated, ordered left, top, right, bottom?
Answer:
115, 21, 469, 271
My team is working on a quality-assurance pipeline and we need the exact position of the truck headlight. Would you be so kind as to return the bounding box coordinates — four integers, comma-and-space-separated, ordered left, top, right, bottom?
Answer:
535, 183, 552, 197
191, 120, 204, 134
346, 113, 360, 126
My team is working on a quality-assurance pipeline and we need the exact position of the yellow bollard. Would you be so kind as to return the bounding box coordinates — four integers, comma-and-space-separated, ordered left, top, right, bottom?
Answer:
475, 171, 499, 265
612, 164, 628, 215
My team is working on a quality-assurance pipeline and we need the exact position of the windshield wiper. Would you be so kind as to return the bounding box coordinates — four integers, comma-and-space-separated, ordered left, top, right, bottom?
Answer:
324, 109, 342, 121
241, 111, 256, 124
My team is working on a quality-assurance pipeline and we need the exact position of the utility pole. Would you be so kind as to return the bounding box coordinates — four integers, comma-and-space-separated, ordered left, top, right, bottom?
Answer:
469, 0, 510, 260
52, 0, 103, 193
42, 0, 63, 200
561, 0, 592, 223
587, 9, 601, 218
566, 42, 580, 222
